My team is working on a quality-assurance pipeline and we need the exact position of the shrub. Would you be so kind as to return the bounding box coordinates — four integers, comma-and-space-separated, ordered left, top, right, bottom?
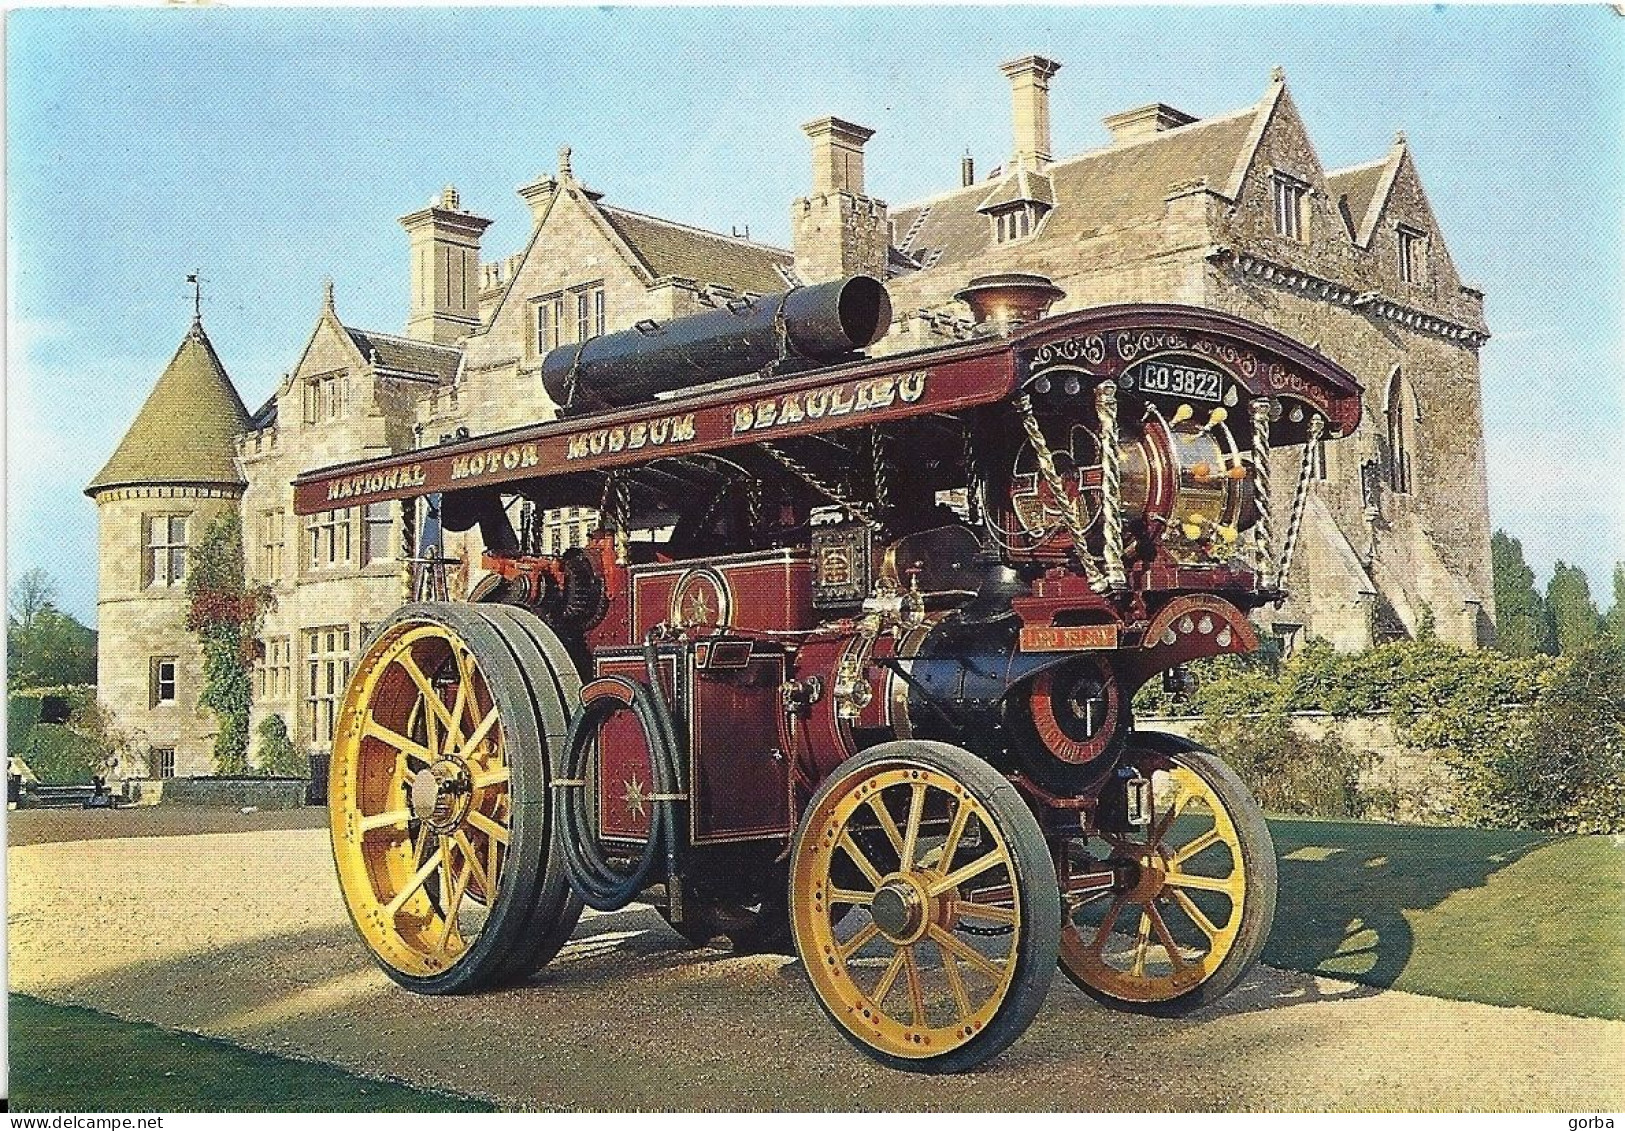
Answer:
255, 714, 307, 778
1441, 638, 1625, 833
1194, 710, 1374, 819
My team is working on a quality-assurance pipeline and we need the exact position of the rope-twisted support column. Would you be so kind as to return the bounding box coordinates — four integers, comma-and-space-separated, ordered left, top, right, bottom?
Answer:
1250, 398, 1276, 591
1095, 381, 1128, 590
1015, 394, 1109, 592
1277, 413, 1326, 584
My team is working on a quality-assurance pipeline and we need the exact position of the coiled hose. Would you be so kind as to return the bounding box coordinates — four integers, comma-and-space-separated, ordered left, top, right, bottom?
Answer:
557, 633, 687, 913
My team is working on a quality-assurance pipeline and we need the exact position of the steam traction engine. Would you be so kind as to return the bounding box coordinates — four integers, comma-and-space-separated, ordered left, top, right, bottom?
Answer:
295, 273, 1362, 1073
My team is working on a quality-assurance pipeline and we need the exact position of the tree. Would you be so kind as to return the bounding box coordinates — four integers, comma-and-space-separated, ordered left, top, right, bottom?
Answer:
1604, 564, 1625, 646
1546, 561, 1602, 655
7, 569, 97, 689
184, 513, 272, 775
1490, 530, 1555, 656
9, 567, 57, 632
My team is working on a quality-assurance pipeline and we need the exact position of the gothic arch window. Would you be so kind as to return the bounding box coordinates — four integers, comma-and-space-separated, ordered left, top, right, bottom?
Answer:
1384, 367, 1418, 494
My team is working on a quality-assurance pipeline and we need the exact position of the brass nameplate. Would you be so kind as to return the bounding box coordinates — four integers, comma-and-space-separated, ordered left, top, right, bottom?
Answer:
1019, 624, 1120, 652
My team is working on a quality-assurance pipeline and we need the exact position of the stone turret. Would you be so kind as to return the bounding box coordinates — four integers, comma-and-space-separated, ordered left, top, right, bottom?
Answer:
86, 316, 251, 780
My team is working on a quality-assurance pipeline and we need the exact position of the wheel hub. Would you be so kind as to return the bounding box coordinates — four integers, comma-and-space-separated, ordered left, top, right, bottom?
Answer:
1124, 852, 1168, 903
409, 760, 472, 833
871, 876, 929, 944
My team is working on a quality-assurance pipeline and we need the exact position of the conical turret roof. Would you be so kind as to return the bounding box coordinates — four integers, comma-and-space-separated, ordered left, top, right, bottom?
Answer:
85, 318, 250, 496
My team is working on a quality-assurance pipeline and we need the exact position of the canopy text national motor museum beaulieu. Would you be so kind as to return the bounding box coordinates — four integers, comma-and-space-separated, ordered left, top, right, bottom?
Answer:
295, 273, 1362, 1072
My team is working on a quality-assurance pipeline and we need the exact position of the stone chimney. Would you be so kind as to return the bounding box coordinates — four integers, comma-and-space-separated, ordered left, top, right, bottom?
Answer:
961, 154, 975, 187
1000, 55, 1062, 171
1103, 102, 1199, 146
399, 185, 493, 344
518, 174, 559, 226
805, 117, 873, 195
792, 117, 889, 283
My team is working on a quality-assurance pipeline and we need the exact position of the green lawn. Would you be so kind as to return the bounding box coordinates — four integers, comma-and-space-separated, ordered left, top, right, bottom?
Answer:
1262, 818, 1625, 1020
7, 995, 493, 1112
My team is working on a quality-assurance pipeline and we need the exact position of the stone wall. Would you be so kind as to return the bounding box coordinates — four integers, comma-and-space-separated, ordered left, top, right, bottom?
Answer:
128, 775, 310, 810
94, 486, 242, 778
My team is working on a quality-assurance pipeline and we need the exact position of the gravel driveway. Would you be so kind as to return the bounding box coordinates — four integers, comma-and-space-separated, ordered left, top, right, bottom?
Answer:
8, 825, 1623, 1111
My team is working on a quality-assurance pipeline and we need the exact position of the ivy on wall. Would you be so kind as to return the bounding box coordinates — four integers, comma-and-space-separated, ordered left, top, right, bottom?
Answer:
184, 513, 273, 776
1136, 635, 1625, 833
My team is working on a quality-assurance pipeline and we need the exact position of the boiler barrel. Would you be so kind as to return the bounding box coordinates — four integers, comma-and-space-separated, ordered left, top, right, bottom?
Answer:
540, 276, 892, 414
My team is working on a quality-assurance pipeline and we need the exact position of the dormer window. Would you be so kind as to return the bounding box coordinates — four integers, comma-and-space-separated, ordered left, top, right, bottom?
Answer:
1271, 171, 1310, 242
1397, 225, 1428, 284
991, 202, 1046, 244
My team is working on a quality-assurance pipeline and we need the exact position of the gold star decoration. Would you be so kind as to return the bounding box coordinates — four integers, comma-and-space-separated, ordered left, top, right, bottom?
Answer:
683, 587, 713, 626
622, 773, 648, 820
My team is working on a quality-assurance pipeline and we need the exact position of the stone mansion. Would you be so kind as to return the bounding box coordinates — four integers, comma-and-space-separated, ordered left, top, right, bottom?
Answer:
87, 57, 1494, 779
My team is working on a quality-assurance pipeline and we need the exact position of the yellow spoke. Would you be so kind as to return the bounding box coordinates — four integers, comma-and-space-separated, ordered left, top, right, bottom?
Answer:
956, 901, 1017, 926
472, 767, 510, 790
938, 937, 973, 1020
902, 946, 927, 1026
828, 887, 875, 907
435, 858, 474, 955
466, 808, 509, 846
363, 718, 433, 766
939, 797, 972, 870
384, 846, 443, 919
926, 845, 1009, 897
449, 647, 475, 745
1165, 870, 1241, 897
871, 946, 908, 1007
358, 808, 411, 834
460, 705, 501, 760
838, 921, 881, 960
1168, 887, 1221, 942
839, 833, 886, 890
927, 924, 1006, 981
1146, 903, 1187, 969
411, 822, 432, 867
865, 795, 906, 860
1169, 826, 1225, 867
398, 653, 458, 739
454, 830, 495, 895
1090, 893, 1130, 955
1130, 911, 1153, 977
900, 783, 926, 872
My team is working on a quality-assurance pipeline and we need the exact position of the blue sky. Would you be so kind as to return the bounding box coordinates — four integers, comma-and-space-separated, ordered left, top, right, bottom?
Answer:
7, 5, 1622, 625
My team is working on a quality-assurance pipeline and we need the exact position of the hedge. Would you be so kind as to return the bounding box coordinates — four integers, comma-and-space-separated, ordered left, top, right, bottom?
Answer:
1134, 636, 1625, 833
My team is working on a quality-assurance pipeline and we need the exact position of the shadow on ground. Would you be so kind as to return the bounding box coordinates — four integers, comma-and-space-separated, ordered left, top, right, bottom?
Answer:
1264, 820, 1560, 995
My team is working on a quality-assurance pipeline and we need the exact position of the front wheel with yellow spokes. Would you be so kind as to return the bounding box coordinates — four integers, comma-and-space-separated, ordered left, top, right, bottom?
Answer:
329, 603, 581, 994
789, 741, 1060, 1073
1058, 731, 1276, 1014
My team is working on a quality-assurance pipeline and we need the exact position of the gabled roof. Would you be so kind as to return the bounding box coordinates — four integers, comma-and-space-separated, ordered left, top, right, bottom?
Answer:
977, 167, 1056, 212
86, 319, 250, 496
597, 205, 797, 294
343, 326, 462, 383
892, 103, 1260, 272
1326, 157, 1390, 244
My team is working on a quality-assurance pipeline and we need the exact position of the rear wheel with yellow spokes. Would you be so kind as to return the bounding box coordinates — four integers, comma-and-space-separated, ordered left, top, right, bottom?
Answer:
789, 741, 1060, 1073
1058, 731, 1276, 1014
329, 603, 581, 994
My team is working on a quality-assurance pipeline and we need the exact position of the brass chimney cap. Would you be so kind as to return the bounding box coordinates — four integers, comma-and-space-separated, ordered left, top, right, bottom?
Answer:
953, 273, 1066, 333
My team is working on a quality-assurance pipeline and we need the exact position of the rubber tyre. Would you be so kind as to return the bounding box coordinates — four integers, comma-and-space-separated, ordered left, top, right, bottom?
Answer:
329, 602, 573, 994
